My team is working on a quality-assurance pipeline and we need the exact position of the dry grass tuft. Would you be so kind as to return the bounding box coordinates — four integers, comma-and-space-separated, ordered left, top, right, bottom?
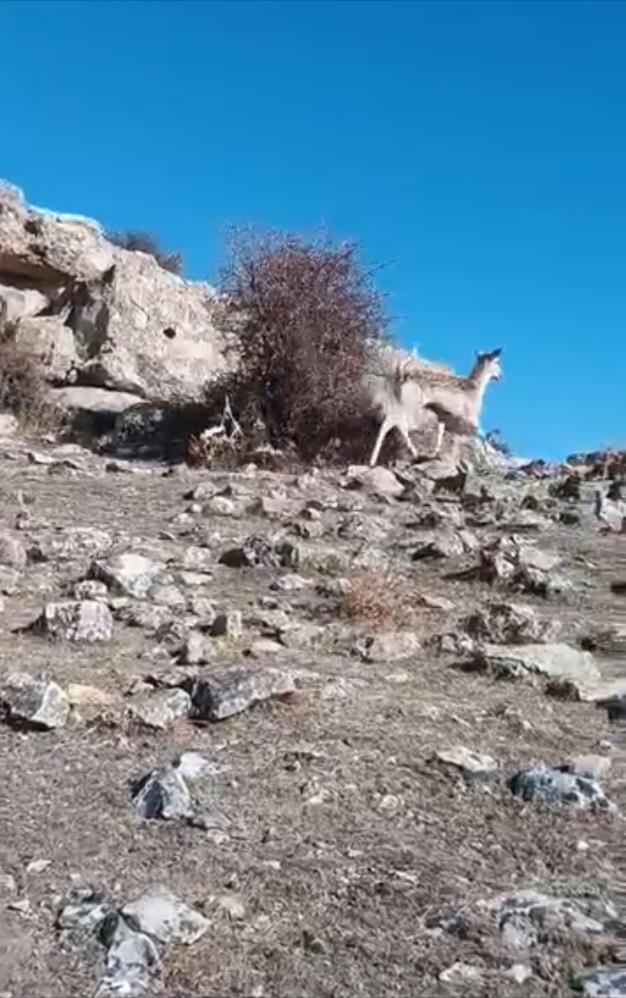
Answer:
340, 571, 421, 631
0, 334, 64, 433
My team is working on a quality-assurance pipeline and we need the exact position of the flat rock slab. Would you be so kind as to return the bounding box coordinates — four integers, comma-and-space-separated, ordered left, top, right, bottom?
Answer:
183, 665, 296, 721
122, 886, 209, 945
2, 672, 69, 729
475, 642, 600, 683
91, 553, 165, 599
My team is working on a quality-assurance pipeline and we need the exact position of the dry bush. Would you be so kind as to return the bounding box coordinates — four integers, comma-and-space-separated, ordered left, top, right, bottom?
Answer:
340, 571, 421, 631
0, 334, 63, 432
204, 227, 389, 461
107, 229, 183, 275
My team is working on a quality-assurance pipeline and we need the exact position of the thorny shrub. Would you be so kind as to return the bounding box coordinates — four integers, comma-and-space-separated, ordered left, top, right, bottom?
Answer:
107, 229, 184, 275
203, 227, 389, 461
340, 571, 421, 631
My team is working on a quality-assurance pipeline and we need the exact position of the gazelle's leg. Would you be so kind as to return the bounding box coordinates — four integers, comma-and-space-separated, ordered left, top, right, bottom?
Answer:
369, 417, 393, 467
433, 420, 445, 457
399, 424, 418, 460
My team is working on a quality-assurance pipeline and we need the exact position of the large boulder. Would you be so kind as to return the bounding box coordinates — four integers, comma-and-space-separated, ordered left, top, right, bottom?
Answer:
0, 183, 234, 402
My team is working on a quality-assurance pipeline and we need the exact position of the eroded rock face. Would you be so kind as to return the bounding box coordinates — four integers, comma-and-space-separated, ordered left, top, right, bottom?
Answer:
0, 182, 234, 403
473, 642, 600, 683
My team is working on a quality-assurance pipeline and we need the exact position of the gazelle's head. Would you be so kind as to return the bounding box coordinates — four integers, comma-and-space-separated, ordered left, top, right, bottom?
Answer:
475, 347, 503, 382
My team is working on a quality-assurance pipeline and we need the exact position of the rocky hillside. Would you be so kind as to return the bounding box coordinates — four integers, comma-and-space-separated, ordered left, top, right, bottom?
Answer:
0, 183, 234, 425
0, 412, 625, 996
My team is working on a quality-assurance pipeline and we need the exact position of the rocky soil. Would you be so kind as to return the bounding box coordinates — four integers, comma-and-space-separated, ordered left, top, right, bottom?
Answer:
0, 426, 626, 997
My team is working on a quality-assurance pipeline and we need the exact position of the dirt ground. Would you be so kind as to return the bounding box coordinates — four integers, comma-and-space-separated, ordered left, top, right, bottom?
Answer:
1, 440, 626, 997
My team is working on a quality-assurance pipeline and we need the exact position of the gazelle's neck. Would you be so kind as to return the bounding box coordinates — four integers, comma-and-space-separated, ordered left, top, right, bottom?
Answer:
466, 363, 494, 405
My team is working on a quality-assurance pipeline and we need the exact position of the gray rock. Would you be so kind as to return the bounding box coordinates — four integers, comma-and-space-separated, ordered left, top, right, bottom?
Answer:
184, 665, 295, 721
31, 527, 113, 562
435, 745, 499, 783
411, 530, 467, 560
126, 688, 191, 730
565, 754, 612, 781
98, 912, 160, 997
219, 536, 299, 570
147, 583, 186, 608
121, 886, 209, 944
2, 672, 69, 729
464, 602, 561, 645
490, 889, 614, 951
13, 314, 78, 382
355, 631, 421, 663
28, 599, 113, 642
0, 276, 49, 323
508, 765, 614, 813
210, 610, 243, 639
51, 386, 143, 416
73, 580, 109, 601
474, 642, 599, 683
117, 602, 174, 632
179, 630, 216, 665
579, 966, 626, 997
91, 553, 164, 598
56, 887, 113, 932
345, 465, 404, 497
131, 766, 194, 821
0, 531, 27, 569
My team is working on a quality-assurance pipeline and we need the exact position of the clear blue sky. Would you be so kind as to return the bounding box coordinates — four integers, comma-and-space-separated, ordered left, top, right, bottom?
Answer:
2, 0, 625, 458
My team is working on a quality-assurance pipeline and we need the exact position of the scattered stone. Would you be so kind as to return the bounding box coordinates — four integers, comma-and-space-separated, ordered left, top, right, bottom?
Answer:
27, 599, 114, 642
131, 766, 194, 821
490, 889, 614, 951
472, 642, 599, 683
147, 583, 186, 608
0, 531, 27, 569
463, 602, 560, 645
435, 746, 499, 783
345, 465, 404, 497
219, 536, 299, 570
122, 886, 209, 945
411, 530, 467, 560
2, 673, 69, 729
355, 630, 421, 663
73, 579, 109, 601
179, 631, 216, 665
439, 962, 484, 985
564, 754, 611, 781
117, 602, 174, 632
126, 688, 191, 730
98, 911, 160, 997
508, 765, 614, 813
91, 553, 165, 599
579, 966, 626, 997
56, 887, 113, 932
183, 665, 295, 721
211, 610, 243, 640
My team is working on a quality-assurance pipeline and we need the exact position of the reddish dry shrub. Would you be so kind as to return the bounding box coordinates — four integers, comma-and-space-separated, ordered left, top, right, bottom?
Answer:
206, 227, 388, 460
107, 229, 183, 275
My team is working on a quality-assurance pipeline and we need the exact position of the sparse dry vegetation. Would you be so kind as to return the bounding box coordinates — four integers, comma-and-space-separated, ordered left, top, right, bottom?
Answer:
0, 332, 62, 432
107, 228, 184, 275
340, 571, 421, 630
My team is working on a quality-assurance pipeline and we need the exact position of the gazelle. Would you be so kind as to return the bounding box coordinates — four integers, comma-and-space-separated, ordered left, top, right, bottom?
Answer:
366, 347, 503, 467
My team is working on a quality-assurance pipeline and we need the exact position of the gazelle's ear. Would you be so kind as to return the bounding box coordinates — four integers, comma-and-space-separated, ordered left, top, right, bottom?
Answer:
491, 347, 502, 358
